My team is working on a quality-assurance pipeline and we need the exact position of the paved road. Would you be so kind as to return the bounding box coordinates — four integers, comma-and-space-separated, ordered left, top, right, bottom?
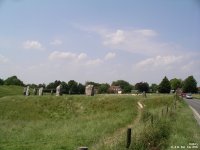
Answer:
184, 98, 200, 125
184, 98, 200, 114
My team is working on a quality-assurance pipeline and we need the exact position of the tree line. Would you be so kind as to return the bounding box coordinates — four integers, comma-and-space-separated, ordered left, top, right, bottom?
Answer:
0, 75, 198, 94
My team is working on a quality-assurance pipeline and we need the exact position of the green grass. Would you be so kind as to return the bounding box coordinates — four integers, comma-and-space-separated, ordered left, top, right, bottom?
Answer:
140, 95, 200, 150
167, 100, 200, 149
193, 94, 200, 100
0, 85, 23, 98
0, 94, 138, 150
99, 94, 200, 150
0, 88, 199, 150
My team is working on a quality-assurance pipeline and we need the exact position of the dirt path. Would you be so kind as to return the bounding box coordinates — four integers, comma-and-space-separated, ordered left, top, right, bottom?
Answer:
90, 102, 143, 150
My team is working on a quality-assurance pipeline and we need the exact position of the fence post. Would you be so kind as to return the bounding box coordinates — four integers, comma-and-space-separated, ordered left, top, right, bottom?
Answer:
79, 147, 88, 150
174, 100, 176, 109
126, 128, 132, 148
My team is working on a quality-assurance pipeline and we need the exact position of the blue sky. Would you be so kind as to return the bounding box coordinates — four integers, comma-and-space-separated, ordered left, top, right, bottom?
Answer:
0, 0, 200, 85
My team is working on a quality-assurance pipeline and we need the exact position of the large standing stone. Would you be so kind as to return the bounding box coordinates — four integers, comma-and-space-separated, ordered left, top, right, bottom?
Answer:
26, 86, 30, 96
56, 85, 62, 96
23, 87, 27, 95
33, 88, 37, 95
51, 89, 54, 95
39, 87, 43, 96
85, 85, 94, 96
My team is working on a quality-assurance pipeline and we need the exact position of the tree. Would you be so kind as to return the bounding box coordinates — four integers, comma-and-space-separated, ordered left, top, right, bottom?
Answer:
77, 83, 85, 94
68, 80, 78, 94
0, 78, 4, 85
61, 81, 69, 94
112, 80, 133, 93
46, 80, 61, 89
46, 82, 55, 89
158, 76, 171, 93
135, 82, 149, 93
124, 85, 133, 93
150, 83, 158, 93
38, 83, 46, 88
98, 83, 110, 94
182, 76, 197, 93
85, 81, 100, 88
170, 78, 182, 90
4, 76, 24, 86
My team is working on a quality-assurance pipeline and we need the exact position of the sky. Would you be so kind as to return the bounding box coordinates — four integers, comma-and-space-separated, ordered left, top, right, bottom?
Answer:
0, 0, 200, 85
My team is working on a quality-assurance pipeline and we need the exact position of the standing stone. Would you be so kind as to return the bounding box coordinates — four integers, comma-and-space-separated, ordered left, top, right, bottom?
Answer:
79, 147, 88, 150
23, 87, 27, 95
33, 88, 37, 95
51, 89, 53, 95
143, 91, 146, 98
26, 86, 30, 96
56, 85, 62, 96
85, 85, 94, 96
39, 87, 43, 96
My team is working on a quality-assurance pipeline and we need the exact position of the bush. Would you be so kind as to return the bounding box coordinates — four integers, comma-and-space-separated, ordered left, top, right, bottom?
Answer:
133, 114, 171, 150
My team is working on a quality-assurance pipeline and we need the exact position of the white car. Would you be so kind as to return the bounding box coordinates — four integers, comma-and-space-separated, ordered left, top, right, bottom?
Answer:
186, 93, 193, 99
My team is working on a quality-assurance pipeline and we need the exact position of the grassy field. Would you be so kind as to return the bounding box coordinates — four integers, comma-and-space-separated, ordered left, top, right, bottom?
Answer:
193, 94, 200, 99
0, 94, 138, 150
0, 85, 23, 98
141, 95, 200, 150
96, 94, 200, 150
0, 86, 200, 150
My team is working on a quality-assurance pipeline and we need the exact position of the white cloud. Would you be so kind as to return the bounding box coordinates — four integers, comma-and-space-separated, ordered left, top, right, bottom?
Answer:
181, 59, 200, 75
84, 27, 182, 56
48, 51, 88, 62
48, 51, 102, 66
132, 54, 200, 83
50, 39, 62, 45
181, 62, 195, 72
104, 52, 116, 60
48, 51, 77, 60
136, 55, 183, 69
135, 29, 157, 37
77, 53, 88, 60
101, 29, 164, 55
103, 29, 125, 45
0, 54, 9, 63
23, 40, 44, 50
86, 58, 103, 66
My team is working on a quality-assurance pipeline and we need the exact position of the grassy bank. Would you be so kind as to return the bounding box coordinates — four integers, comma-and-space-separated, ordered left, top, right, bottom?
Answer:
0, 85, 23, 98
167, 99, 200, 149
139, 95, 200, 150
193, 94, 200, 100
97, 95, 200, 150
0, 95, 138, 150
0, 93, 199, 150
